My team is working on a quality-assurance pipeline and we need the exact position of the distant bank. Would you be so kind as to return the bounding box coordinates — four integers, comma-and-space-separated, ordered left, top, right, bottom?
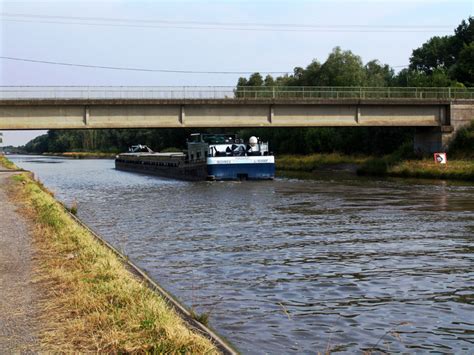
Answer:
278, 153, 474, 182
42, 152, 117, 159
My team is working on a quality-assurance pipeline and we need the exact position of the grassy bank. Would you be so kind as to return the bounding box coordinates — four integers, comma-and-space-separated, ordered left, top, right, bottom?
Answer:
1, 158, 218, 353
276, 151, 474, 181
358, 122, 474, 181
0, 154, 18, 169
358, 156, 474, 181
276, 153, 368, 171
389, 159, 474, 180
44, 152, 117, 159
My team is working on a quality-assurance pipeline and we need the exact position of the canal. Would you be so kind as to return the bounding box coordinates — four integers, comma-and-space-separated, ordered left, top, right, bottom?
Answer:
10, 155, 474, 353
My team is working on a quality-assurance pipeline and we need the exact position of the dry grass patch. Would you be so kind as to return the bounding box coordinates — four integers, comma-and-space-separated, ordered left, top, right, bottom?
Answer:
10, 172, 218, 353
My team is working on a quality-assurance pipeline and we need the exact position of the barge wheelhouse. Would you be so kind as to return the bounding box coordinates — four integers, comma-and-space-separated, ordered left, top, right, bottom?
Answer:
191, 133, 275, 180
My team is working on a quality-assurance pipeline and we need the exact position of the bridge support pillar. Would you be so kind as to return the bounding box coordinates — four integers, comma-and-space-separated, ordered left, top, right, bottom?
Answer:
414, 103, 474, 154
83, 105, 90, 126
179, 105, 185, 125
414, 126, 454, 154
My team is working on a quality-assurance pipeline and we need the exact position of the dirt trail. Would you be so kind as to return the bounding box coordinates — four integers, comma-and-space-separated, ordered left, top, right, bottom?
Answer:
0, 171, 39, 353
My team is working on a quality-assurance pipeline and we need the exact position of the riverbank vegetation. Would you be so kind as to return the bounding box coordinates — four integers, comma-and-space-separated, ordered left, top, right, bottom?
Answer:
388, 160, 474, 181
357, 122, 474, 181
23, 126, 415, 157
0, 157, 218, 353
276, 153, 368, 171
358, 157, 474, 181
276, 120, 474, 181
0, 154, 18, 169
43, 151, 117, 159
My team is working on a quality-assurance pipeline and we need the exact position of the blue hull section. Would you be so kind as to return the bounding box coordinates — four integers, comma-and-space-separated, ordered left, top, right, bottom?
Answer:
208, 163, 275, 180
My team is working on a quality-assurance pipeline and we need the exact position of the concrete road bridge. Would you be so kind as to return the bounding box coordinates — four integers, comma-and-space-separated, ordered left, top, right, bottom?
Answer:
0, 86, 473, 152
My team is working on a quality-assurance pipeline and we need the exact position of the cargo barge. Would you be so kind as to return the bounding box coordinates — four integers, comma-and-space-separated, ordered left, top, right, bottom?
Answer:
115, 134, 275, 181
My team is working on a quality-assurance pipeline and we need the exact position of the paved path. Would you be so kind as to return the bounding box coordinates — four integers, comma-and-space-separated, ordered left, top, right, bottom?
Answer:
0, 171, 39, 353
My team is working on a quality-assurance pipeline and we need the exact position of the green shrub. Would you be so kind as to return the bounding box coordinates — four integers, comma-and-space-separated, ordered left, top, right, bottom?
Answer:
449, 120, 474, 159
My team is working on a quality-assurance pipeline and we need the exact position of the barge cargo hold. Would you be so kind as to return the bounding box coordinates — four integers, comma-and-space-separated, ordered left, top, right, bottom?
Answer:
115, 145, 208, 181
115, 134, 275, 181
115, 153, 208, 181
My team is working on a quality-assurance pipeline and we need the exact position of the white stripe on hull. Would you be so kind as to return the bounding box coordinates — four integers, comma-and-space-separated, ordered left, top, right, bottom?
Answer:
207, 156, 275, 165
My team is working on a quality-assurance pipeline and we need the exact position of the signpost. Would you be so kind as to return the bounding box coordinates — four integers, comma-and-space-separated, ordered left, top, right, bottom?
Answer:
434, 152, 447, 164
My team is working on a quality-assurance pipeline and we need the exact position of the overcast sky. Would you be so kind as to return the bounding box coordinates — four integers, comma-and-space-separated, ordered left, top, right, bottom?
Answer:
0, 0, 472, 146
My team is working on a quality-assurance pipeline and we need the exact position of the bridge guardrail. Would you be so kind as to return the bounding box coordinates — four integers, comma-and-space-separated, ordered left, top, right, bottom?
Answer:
0, 86, 473, 100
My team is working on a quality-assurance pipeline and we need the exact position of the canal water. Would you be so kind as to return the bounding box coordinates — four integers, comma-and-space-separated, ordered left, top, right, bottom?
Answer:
10, 155, 474, 354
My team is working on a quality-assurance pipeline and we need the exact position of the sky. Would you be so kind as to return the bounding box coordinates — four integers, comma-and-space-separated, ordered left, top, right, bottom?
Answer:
0, 0, 472, 146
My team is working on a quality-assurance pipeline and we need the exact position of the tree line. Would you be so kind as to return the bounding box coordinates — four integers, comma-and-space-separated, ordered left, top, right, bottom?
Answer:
23, 17, 473, 155
237, 17, 472, 88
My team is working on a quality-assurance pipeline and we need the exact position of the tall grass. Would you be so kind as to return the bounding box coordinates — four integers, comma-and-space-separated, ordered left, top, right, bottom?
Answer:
10, 172, 218, 353
0, 154, 19, 169
390, 160, 474, 181
277, 153, 368, 171
357, 142, 415, 176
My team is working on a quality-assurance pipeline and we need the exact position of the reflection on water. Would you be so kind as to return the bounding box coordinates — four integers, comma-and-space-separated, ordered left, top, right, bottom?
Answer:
11, 155, 474, 354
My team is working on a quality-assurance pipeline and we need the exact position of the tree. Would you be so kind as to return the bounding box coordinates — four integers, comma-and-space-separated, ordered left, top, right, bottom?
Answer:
409, 16, 473, 86
235, 77, 249, 97
393, 67, 456, 87
364, 60, 394, 87
264, 74, 275, 87
247, 72, 264, 87
299, 60, 322, 86
409, 35, 455, 73
453, 17, 474, 54
317, 47, 366, 86
451, 42, 474, 86
237, 77, 248, 87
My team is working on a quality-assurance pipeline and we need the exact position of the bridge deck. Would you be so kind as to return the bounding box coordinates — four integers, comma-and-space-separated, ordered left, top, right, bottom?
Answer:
0, 87, 472, 130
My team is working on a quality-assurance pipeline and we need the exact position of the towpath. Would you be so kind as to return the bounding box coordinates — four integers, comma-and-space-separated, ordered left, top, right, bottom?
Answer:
0, 170, 39, 353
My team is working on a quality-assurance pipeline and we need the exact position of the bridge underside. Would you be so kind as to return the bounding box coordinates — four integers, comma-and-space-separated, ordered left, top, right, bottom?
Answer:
0, 99, 449, 130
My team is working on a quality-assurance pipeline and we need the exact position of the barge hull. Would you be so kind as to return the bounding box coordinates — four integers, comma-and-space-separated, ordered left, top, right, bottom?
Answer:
115, 161, 208, 181
207, 163, 275, 180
